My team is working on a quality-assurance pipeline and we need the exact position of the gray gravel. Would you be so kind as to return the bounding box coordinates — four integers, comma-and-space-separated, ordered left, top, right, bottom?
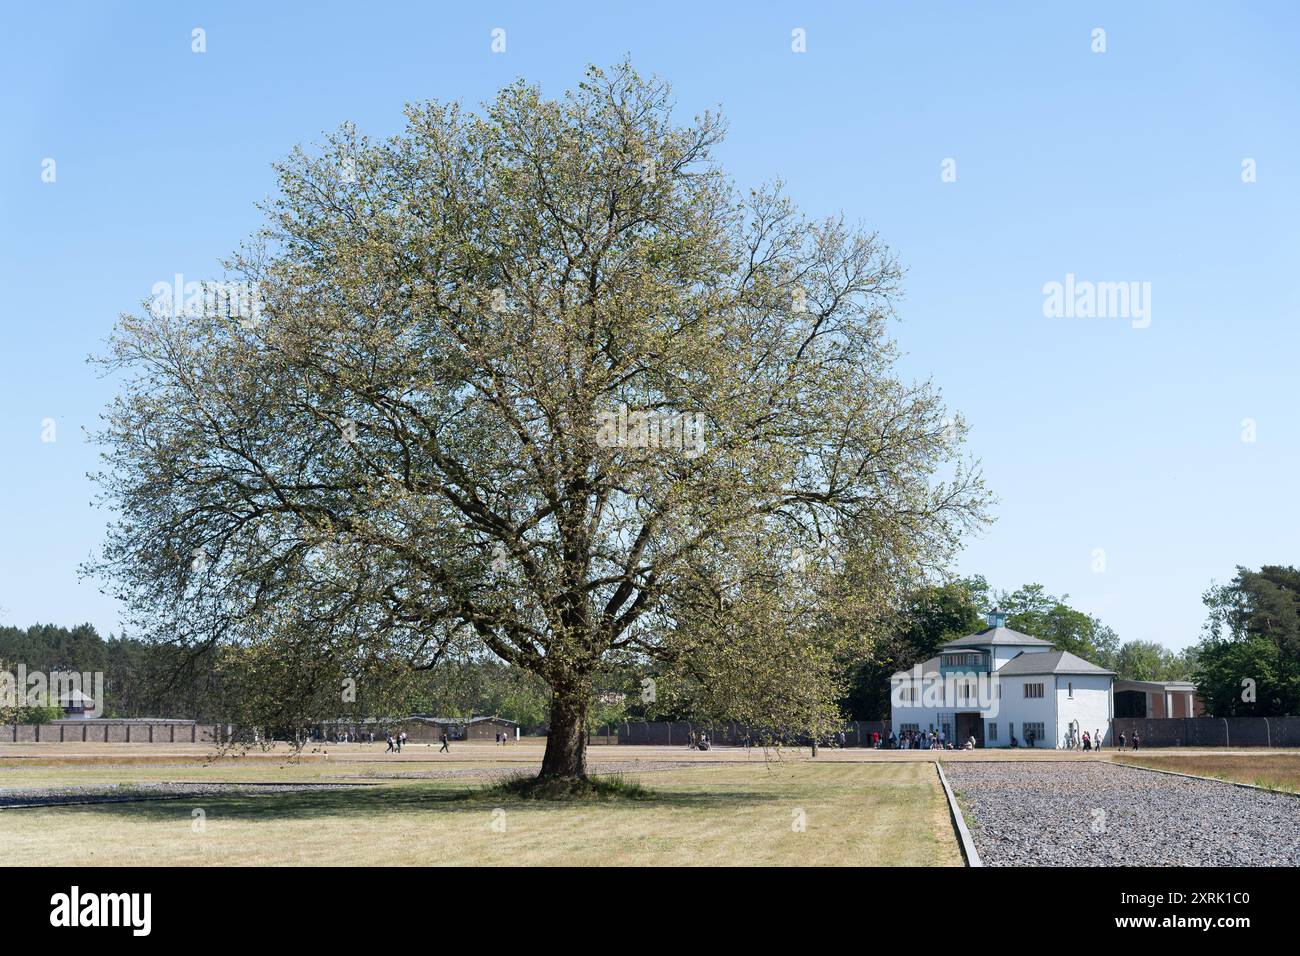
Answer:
943, 761, 1300, 866
0, 782, 364, 809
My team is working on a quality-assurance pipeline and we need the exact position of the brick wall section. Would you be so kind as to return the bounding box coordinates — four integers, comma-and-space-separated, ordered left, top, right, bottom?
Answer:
1111, 717, 1300, 747
612, 717, 1300, 747
5, 717, 1293, 747
3, 721, 219, 743
613, 720, 890, 746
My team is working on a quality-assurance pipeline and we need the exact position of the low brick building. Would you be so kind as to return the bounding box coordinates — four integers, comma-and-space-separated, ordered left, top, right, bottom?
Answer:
1113, 679, 1202, 718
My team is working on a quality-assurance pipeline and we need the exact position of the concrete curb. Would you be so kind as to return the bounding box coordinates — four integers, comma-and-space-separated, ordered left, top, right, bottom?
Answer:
1116, 760, 1300, 798
934, 761, 982, 867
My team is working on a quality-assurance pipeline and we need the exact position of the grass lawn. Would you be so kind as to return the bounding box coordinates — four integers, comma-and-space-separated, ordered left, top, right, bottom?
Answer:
0, 754, 960, 866
1112, 752, 1300, 794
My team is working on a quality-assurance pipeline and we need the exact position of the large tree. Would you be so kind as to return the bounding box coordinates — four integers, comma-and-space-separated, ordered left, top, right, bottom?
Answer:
997, 583, 1119, 665
1196, 566, 1300, 716
91, 62, 988, 781
841, 576, 987, 719
1111, 639, 1194, 682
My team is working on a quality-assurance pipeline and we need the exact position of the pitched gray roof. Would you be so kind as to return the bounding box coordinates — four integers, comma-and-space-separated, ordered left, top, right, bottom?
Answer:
942, 625, 1054, 649
995, 650, 1114, 676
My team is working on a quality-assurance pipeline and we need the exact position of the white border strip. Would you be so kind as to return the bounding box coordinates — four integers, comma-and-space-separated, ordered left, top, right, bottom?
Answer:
934, 760, 982, 867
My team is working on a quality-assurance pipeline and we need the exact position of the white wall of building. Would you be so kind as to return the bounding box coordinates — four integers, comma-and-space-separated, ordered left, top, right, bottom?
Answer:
889, 680, 975, 743
1055, 674, 1113, 748
891, 644, 1114, 749
891, 666, 1053, 746
982, 674, 1056, 747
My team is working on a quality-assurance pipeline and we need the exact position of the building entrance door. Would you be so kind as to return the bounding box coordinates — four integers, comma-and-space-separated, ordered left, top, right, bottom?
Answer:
955, 712, 983, 748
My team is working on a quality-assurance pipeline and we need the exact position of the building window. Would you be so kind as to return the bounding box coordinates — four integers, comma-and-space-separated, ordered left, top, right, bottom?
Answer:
1024, 722, 1045, 742
988, 723, 998, 741
1024, 682, 1044, 699
1067, 682, 1074, 699
899, 723, 919, 734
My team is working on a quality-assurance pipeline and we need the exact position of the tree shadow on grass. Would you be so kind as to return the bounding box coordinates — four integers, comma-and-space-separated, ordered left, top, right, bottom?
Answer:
7, 780, 787, 824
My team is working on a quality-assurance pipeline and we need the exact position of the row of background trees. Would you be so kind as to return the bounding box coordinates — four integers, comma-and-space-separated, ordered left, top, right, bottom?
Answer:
8, 563, 1295, 725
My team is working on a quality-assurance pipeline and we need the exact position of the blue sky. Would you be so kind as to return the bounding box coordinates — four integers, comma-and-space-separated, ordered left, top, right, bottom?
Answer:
2, 2, 1297, 650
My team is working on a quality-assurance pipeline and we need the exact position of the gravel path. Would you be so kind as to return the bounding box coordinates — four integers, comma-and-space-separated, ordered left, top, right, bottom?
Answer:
944, 761, 1300, 866
0, 782, 364, 809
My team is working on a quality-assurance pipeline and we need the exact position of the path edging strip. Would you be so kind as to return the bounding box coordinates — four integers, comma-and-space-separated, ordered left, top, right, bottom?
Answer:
934, 760, 982, 867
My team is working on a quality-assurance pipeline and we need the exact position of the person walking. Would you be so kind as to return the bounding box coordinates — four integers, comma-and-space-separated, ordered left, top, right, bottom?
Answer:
439, 731, 450, 753
1132, 732, 1140, 751
1094, 728, 1102, 751
385, 733, 395, 753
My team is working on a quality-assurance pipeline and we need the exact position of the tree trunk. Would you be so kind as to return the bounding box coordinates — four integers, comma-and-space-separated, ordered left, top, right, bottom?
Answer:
539, 686, 589, 780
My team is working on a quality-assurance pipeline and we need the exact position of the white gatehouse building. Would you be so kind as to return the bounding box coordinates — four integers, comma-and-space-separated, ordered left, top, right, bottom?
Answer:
890, 610, 1114, 748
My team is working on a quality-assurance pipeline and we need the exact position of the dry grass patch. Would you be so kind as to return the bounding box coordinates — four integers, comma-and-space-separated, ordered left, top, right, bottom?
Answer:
0, 758, 959, 866
1113, 752, 1300, 793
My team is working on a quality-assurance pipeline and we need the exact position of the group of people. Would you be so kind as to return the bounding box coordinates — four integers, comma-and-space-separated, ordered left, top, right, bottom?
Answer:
889, 729, 961, 750
314, 727, 517, 753
319, 730, 376, 744
687, 731, 711, 751
1116, 731, 1141, 750
871, 728, 1039, 749
1063, 727, 1104, 751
